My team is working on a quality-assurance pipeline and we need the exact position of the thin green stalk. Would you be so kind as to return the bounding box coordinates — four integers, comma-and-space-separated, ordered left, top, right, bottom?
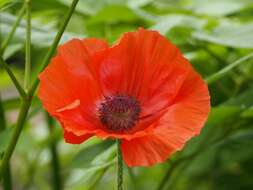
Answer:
0, 0, 79, 181
1, 3, 26, 53
205, 52, 253, 84
0, 99, 31, 180
0, 94, 13, 190
24, 0, 32, 90
0, 56, 26, 99
117, 140, 123, 190
28, 0, 80, 97
0, 94, 6, 130
46, 113, 62, 190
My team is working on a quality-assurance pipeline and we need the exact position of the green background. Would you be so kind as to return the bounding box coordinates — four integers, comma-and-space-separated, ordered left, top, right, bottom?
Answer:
1, 0, 253, 189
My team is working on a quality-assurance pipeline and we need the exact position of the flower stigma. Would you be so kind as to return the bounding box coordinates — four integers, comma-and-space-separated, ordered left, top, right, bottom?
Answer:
99, 94, 141, 132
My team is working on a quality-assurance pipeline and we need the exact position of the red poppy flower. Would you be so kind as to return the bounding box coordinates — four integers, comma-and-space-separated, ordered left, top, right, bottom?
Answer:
38, 28, 210, 167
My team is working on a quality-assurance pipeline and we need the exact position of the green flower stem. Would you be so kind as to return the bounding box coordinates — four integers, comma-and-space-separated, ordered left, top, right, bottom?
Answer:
117, 140, 123, 190
28, 0, 80, 97
0, 56, 27, 99
46, 113, 62, 190
0, 94, 6, 131
24, 0, 32, 90
0, 94, 12, 190
0, 0, 79, 180
0, 3, 26, 53
205, 52, 253, 85
0, 98, 31, 181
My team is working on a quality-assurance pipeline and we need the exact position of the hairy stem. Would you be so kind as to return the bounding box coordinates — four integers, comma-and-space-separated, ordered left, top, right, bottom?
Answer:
0, 99, 31, 180
117, 140, 123, 190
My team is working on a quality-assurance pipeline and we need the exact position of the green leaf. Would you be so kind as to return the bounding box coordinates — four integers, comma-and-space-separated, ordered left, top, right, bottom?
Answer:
57, 0, 150, 16
193, 20, 253, 48
226, 85, 253, 108
0, 0, 11, 8
151, 14, 206, 35
214, 129, 253, 149
241, 107, 253, 118
0, 12, 84, 47
207, 106, 243, 125
2, 97, 21, 110
185, 0, 250, 16
66, 145, 116, 189
88, 5, 140, 24
3, 43, 23, 60
70, 140, 114, 168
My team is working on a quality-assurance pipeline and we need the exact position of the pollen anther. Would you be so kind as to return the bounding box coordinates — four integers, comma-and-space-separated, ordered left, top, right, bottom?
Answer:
98, 94, 141, 132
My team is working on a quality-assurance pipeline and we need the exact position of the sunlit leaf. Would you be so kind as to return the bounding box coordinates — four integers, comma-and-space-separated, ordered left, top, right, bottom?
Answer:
0, 12, 84, 47
185, 0, 251, 16
193, 21, 253, 48
151, 14, 206, 35
88, 5, 140, 24
71, 140, 114, 168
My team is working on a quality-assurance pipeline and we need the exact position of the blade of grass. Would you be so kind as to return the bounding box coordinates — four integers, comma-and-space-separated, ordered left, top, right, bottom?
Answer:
0, 0, 80, 181
1, 3, 26, 53
0, 56, 26, 98
205, 52, 253, 84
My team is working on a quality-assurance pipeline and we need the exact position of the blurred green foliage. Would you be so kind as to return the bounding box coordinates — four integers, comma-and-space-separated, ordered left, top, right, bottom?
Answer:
0, 0, 253, 190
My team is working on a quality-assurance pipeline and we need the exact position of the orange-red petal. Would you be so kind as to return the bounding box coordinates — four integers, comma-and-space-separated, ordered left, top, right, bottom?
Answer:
93, 28, 190, 125
38, 38, 108, 142
64, 130, 92, 144
121, 68, 210, 167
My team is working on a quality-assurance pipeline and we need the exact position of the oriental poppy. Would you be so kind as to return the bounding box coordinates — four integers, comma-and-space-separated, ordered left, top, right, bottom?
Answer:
38, 28, 210, 167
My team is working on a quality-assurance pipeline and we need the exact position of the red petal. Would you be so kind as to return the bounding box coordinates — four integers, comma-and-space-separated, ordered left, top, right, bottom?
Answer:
121, 128, 174, 167
64, 130, 92, 144
38, 38, 108, 139
121, 69, 210, 167
93, 28, 190, 120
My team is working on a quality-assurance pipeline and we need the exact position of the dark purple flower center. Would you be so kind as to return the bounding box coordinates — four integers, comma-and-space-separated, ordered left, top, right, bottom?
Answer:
98, 95, 141, 132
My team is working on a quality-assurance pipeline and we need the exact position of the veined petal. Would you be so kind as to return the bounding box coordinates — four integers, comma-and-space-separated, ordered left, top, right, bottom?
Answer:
38, 38, 108, 142
121, 69, 210, 167
93, 28, 190, 122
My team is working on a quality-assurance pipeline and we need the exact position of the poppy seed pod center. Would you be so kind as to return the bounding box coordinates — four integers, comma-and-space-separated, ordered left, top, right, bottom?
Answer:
98, 95, 141, 132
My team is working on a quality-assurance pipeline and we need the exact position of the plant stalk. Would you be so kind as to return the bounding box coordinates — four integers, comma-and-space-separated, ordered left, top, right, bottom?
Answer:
117, 140, 123, 190
24, 0, 32, 90
46, 113, 62, 190
0, 94, 13, 189
0, 0, 80, 181
0, 56, 26, 99
28, 0, 79, 97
